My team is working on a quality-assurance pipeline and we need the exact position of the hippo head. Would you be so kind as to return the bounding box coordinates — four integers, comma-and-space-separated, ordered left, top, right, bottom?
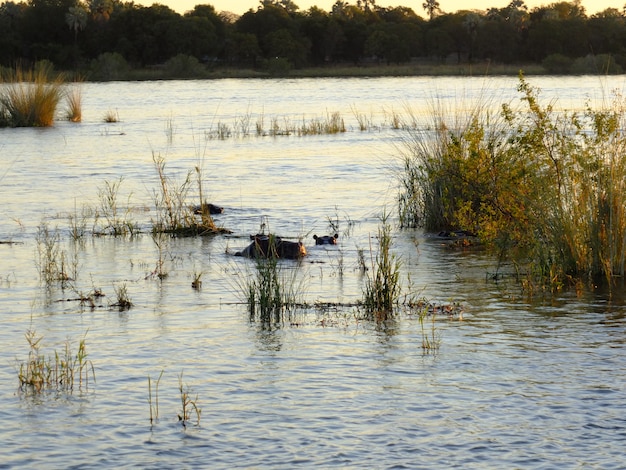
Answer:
192, 202, 224, 215
313, 234, 339, 245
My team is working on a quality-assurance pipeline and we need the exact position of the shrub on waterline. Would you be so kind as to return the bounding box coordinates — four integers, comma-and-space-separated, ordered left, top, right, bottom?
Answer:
399, 74, 626, 288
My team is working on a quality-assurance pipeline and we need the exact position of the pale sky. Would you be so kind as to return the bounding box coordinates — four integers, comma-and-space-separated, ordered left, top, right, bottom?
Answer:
134, 0, 623, 17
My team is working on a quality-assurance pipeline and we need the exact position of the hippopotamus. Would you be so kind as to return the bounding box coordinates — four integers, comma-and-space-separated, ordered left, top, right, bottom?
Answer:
235, 234, 307, 260
313, 234, 338, 245
192, 203, 224, 215
437, 230, 476, 239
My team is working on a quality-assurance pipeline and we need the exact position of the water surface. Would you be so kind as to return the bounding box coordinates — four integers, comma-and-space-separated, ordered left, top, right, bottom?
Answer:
1, 76, 625, 468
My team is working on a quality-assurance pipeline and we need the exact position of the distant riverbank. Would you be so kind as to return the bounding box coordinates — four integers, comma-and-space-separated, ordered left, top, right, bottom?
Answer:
69, 61, 549, 81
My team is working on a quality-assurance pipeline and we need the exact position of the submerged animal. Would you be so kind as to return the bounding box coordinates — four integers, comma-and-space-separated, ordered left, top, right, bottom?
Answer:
313, 234, 339, 245
437, 230, 476, 239
235, 234, 307, 260
192, 203, 224, 215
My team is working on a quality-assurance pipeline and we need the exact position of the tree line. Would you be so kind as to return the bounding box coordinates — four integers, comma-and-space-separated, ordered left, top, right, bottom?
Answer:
1, 0, 626, 77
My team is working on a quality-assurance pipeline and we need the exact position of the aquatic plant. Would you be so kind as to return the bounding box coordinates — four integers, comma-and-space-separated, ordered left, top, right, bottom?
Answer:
17, 330, 95, 395
362, 214, 401, 320
151, 154, 227, 236
0, 62, 65, 127
233, 250, 308, 323
399, 74, 626, 289
191, 270, 202, 290
350, 105, 371, 131
148, 370, 164, 425
65, 84, 82, 122
103, 109, 119, 123
149, 231, 169, 280
35, 222, 75, 286
178, 372, 201, 428
68, 201, 92, 241
297, 112, 346, 136
97, 177, 138, 236
111, 283, 133, 311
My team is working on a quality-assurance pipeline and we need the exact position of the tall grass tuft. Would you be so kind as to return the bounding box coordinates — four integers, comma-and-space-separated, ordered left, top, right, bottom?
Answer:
0, 63, 65, 127
399, 73, 626, 289
65, 84, 82, 122
362, 214, 401, 321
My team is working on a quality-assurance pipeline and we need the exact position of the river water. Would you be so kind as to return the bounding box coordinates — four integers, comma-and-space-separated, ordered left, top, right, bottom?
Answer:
1, 76, 625, 468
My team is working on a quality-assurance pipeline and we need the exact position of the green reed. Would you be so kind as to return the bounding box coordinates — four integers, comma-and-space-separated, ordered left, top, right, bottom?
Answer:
362, 214, 401, 321
18, 330, 95, 395
233, 249, 307, 323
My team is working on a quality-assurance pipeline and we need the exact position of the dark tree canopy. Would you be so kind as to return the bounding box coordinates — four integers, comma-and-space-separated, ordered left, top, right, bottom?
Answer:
0, 0, 624, 74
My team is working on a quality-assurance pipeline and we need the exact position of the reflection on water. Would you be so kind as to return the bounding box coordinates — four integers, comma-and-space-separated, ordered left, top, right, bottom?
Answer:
1, 77, 625, 468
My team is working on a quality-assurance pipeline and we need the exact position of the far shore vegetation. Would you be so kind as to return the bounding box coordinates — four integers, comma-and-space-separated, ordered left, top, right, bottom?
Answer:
1, 0, 625, 81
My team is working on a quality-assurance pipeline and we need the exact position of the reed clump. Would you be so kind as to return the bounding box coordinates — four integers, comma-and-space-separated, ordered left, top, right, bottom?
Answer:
235, 252, 307, 324
297, 112, 346, 136
0, 63, 66, 127
399, 73, 626, 290
17, 330, 95, 395
151, 154, 228, 236
65, 84, 82, 122
362, 215, 401, 321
